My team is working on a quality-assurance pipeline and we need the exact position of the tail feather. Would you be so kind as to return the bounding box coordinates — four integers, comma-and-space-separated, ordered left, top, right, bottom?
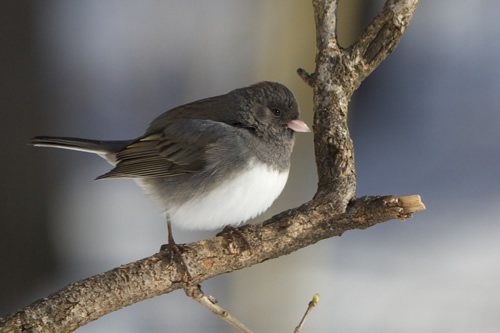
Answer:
29, 136, 133, 165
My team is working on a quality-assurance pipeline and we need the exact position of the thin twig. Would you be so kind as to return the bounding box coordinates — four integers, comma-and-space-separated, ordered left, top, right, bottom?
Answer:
297, 68, 316, 87
294, 293, 320, 333
185, 285, 254, 333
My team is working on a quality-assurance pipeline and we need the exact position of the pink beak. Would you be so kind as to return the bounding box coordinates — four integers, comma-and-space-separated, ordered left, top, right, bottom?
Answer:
287, 119, 311, 133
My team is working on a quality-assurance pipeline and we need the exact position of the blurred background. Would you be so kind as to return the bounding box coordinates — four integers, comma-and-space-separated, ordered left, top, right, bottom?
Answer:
2, 0, 500, 332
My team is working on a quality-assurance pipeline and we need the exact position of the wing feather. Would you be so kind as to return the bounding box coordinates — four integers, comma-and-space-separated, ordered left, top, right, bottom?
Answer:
97, 119, 233, 179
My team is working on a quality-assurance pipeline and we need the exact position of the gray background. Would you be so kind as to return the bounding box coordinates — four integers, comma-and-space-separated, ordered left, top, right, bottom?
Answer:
2, 1, 500, 332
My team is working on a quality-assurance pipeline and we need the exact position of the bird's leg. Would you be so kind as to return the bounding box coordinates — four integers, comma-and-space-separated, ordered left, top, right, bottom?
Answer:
159, 216, 191, 278
217, 225, 252, 254
167, 217, 176, 245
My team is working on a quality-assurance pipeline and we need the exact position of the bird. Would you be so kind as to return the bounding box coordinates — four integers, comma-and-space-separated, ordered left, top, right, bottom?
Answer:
30, 81, 310, 253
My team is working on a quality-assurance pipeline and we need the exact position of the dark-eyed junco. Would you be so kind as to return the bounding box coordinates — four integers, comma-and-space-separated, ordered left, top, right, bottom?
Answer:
30, 81, 310, 247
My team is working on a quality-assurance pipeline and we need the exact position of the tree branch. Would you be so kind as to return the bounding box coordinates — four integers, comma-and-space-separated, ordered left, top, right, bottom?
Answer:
349, 0, 419, 89
185, 285, 254, 333
299, 0, 419, 210
1, 195, 424, 332
294, 293, 320, 333
1, 0, 421, 331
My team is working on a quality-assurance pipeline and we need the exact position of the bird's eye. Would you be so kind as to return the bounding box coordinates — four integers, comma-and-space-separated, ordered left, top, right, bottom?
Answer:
272, 108, 281, 117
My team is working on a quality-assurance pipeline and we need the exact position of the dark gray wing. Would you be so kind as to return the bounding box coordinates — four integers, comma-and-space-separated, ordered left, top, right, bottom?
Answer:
97, 119, 233, 179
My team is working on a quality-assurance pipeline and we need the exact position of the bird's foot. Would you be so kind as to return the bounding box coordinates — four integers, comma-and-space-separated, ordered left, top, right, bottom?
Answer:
217, 225, 252, 254
159, 242, 192, 279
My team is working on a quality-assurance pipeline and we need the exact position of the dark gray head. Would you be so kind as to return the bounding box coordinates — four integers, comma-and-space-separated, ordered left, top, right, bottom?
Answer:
228, 81, 307, 141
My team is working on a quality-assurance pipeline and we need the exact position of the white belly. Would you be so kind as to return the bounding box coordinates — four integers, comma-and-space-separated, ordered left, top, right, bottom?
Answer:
167, 160, 289, 230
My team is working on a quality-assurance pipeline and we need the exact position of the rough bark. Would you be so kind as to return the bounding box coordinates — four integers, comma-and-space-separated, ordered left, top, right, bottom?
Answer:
2, 195, 423, 332
1, 0, 421, 332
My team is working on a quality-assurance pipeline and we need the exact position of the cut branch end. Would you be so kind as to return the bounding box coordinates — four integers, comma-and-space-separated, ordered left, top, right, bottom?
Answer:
398, 195, 426, 213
